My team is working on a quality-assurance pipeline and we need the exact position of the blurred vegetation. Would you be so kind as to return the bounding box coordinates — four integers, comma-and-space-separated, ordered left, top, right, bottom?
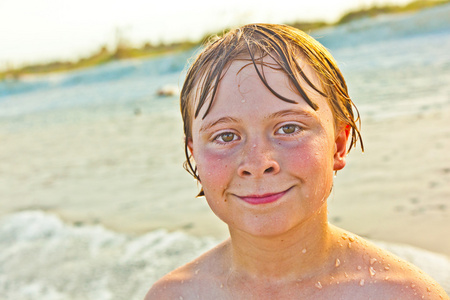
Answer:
1, 0, 448, 81
336, 0, 449, 24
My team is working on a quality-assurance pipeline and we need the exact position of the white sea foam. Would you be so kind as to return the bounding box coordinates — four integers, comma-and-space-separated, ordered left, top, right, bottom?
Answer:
1, 211, 449, 299
0, 211, 217, 300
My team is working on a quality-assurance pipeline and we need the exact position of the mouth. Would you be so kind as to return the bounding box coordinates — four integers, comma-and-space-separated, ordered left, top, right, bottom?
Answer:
237, 187, 292, 205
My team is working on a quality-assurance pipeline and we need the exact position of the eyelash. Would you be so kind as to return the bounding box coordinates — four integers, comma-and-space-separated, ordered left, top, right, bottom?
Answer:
275, 123, 302, 135
211, 123, 302, 144
213, 131, 240, 144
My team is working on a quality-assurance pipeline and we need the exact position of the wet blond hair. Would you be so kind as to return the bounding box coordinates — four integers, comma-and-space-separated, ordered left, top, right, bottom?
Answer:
180, 23, 363, 189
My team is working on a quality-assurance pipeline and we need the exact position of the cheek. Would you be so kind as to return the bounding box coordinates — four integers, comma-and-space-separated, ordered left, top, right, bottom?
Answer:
282, 138, 332, 168
196, 148, 234, 192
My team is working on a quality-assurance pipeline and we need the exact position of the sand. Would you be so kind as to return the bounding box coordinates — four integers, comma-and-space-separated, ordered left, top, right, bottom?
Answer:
0, 106, 449, 258
330, 108, 450, 257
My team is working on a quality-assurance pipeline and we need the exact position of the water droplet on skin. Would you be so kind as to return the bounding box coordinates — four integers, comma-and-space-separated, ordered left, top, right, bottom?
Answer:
357, 266, 362, 270
369, 266, 376, 277
348, 242, 352, 248
335, 258, 341, 267
180, 296, 184, 300
348, 236, 355, 242
252, 144, 256, 148
411, 284, 416, 288
385, 276, 390, 280
427, 287, 431, 292
359, 279, 365, 286
241, 99, 245, 103
195, 269, 200, 274
315, 282, 323, 289
370, 258, 377, 265
220, 284, 224, 288
302, 248, 307, 254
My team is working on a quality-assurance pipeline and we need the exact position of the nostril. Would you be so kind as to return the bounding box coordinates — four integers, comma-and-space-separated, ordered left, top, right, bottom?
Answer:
243, 170, 251, 176
264, 167, 274, 173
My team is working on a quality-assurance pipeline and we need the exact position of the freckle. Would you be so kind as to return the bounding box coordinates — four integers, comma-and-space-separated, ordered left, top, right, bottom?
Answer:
359, 279, 365, 286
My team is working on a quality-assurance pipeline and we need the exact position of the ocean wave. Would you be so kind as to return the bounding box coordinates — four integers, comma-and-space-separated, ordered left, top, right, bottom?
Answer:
1, 211, 449, 299
0, 211, 217, 300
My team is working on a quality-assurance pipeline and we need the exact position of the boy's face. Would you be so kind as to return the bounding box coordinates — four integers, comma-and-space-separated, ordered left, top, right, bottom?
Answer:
188, 57, 349, 237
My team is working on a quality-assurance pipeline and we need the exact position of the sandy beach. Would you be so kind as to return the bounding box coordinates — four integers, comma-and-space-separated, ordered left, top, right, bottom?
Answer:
1, 105, 449, 257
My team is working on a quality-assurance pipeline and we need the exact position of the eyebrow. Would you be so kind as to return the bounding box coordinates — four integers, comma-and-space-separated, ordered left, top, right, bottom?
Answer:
199, 116, 240, 133
199, 109, 317, 133
266, 109, 317, 121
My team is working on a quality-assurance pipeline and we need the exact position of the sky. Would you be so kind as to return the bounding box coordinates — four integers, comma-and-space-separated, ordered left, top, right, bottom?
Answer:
0, 0, 412, 68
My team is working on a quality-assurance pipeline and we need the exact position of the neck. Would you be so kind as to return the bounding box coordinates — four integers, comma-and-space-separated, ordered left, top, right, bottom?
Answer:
227, 208, 333, 281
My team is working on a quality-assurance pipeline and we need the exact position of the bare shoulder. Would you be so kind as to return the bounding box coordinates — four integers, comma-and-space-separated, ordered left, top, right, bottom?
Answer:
329, 227, 449, 299
144, 240, 231, 300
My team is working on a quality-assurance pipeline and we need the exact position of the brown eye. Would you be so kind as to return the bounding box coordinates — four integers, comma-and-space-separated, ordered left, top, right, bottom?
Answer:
217, 132, 237, 143
279, 124, 299, 134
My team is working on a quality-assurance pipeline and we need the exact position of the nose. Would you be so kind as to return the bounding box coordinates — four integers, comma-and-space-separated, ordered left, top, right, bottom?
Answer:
237, 140, 280, 178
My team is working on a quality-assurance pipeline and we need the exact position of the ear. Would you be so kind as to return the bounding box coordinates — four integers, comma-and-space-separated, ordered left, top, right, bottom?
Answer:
333, 125, 350, 171
187, 137, 194, 158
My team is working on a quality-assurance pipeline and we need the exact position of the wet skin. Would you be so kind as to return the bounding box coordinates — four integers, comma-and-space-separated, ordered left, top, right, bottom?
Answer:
146, 56, 449, 300
188, 58, 348, 239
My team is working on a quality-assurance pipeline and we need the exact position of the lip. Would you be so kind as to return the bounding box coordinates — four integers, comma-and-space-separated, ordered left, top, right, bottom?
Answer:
237, 187, 292, 205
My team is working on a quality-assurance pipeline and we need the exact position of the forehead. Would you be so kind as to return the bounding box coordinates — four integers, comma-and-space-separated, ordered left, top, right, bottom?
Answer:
193, 55, 332, 121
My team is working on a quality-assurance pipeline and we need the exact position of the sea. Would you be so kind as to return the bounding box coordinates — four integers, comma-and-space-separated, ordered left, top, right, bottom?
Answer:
1, 4, 450, 299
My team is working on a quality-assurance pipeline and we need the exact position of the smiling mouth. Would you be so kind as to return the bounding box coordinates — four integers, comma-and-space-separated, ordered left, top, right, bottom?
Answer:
238, 187, 292, 205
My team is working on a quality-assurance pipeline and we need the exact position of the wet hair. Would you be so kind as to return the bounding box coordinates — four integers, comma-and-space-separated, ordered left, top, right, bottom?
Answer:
180, 23, 363, 189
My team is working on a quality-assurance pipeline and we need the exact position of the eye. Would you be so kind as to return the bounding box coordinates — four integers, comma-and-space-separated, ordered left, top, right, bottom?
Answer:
276, 124, 301, 135
214, 132, 239, 143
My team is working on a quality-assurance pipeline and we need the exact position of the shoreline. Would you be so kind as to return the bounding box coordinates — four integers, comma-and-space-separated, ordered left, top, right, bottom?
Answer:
1, 108, 449, 257
2, 0, 449, 80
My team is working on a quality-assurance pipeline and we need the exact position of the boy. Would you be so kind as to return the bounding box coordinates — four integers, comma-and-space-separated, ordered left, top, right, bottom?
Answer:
146, 23, 448, 299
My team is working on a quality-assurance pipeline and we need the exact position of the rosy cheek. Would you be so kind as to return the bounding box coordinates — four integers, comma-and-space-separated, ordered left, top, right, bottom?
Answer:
280, 139, 330, 172
197, 149, 233, 191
